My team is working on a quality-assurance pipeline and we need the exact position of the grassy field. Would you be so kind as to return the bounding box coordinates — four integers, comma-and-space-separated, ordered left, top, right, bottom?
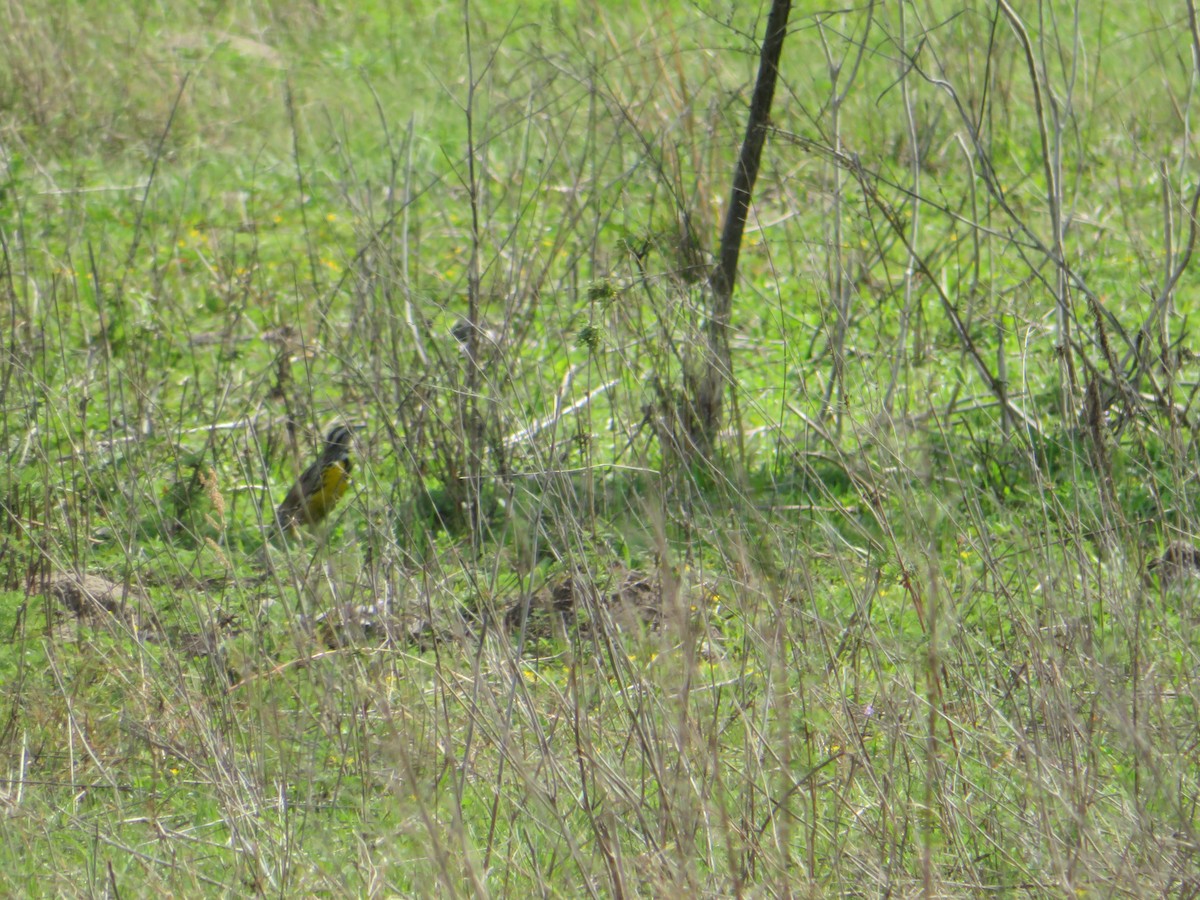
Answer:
2, 0, 1200, 895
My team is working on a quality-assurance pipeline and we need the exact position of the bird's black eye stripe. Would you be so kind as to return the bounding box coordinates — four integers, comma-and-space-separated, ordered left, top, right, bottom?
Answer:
324, 425, 353, 447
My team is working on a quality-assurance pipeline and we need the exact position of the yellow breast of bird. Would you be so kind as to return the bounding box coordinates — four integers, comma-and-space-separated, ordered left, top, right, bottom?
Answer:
306, 461, 350, 520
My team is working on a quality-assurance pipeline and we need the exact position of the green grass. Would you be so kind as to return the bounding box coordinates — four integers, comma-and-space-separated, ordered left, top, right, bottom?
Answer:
2, 0, 1200, 895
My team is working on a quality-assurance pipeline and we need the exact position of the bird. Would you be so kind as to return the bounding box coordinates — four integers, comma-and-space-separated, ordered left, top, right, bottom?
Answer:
450, 317, 501, 360
1147, 539, 1200, 585
274, 425, 355, 533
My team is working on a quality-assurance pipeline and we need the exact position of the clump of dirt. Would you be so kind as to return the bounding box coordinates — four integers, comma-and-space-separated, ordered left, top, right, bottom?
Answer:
44, 571, 144, 618
303, 602, 455, 652
503, 567, 723, 647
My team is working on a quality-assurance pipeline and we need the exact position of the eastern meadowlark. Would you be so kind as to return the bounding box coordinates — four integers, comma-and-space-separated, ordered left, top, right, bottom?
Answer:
274, 425, 354, 533
450, 317, 501, 360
